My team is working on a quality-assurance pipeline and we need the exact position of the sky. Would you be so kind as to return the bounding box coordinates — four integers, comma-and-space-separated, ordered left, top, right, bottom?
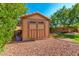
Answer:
25, 3, 75, 17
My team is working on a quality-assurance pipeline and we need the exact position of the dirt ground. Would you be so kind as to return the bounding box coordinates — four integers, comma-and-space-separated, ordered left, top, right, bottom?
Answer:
0, 38, 79, 56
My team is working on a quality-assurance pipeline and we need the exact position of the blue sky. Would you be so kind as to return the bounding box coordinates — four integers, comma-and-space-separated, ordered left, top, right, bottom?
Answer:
25, 3, 75, 17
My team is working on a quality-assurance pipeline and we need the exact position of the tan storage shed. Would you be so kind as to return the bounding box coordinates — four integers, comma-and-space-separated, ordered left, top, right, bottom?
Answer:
21, 12, 50, 41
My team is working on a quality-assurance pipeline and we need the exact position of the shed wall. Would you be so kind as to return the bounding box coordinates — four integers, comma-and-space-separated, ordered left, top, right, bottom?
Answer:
22, 14, 49, 41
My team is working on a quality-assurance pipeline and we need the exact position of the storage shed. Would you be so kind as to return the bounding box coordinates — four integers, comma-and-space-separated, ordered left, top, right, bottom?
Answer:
20, 12, 50, 41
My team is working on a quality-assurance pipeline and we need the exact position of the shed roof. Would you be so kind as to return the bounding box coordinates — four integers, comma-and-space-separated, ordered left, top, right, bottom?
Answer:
21, 12, 50, 22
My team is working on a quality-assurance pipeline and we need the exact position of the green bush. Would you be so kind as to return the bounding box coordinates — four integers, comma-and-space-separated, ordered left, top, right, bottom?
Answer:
0, 3, 28, 51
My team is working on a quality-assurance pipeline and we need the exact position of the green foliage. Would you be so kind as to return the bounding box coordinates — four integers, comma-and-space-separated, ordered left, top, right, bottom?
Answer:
50, 3, 79, 29
57, 33, 79, 39
50, 6, 70, 28
0, 3, 28, 50
53, 33, 79, 43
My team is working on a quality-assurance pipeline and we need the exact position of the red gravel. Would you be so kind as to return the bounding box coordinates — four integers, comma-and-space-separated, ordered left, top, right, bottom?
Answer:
1, 38, 79, 56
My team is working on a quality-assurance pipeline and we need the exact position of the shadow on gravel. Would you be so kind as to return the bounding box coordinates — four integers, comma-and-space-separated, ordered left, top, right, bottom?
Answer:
8, 40, 35, 44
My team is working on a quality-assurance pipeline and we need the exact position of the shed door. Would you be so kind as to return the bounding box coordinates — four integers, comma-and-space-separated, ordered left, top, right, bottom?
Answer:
28, 21, 37, 39
37, 22, 45, 39
28, 21, 45, 39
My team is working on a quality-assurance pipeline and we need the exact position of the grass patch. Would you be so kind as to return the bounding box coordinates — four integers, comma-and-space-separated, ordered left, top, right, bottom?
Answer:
52, 32, 79, 43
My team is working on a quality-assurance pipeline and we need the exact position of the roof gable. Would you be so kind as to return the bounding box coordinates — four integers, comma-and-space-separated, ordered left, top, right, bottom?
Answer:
21, 12, 50, 22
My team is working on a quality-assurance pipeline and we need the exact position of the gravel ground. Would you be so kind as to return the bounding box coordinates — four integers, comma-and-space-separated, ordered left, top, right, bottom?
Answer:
0, 38, 79, 56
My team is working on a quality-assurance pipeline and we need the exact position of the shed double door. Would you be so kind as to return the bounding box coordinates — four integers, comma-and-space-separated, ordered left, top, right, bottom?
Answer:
28, 21, 45, 39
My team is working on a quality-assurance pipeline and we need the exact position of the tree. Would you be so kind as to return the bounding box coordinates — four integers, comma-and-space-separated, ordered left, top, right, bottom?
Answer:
0, 3, 28, 49
50, 6, 70, 28
68, 3, 79, 28
50, 3, 79, 29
